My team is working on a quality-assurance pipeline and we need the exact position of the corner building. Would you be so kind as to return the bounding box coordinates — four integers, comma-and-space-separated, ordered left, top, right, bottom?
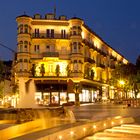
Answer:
15, 13, 128, 105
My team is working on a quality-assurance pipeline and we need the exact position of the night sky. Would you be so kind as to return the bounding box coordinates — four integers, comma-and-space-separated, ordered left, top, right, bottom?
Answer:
0, 0, 140, 64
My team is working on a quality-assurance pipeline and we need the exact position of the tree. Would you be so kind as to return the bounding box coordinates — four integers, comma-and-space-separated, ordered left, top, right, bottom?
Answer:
66, 64, 71, 77
109, 63, 137, 99
136, 55, 140, 69
12, 83, 19, 94
0, 60, 4, 81
134, 55, 140, 98
90, 69, 95, 80
55, 64, 60, 77
0, 84, 4, 99
31, 64, 36, 77
40, 64, 45, 77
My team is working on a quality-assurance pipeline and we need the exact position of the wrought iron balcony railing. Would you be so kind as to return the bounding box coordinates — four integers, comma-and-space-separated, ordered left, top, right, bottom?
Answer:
32, 33, 69, 39
84, 57, 95, 64
42, 52, 59, 57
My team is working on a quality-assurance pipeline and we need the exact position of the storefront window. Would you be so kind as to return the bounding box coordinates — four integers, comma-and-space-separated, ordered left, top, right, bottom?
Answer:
51, 92, 59, 103
60, 92, 67, 105
43, 93, 50, 105
80, 90, 90, 102
69, 93, 75, 102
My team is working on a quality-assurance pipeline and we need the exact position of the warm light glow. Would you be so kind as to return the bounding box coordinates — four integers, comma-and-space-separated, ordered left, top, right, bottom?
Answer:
93, 125, 96, 129
81, 31, 85, 39
83, 127, 86, 131
35, 59, 68, 76
59, 135, 62, 140
104, 123, 106, 127
120, 120, 123, 124
94, 39, 100, 48
112, 121, 114, 125
110, 86, 114, 89
70, 131, 74, 135
119, 80, 125, 85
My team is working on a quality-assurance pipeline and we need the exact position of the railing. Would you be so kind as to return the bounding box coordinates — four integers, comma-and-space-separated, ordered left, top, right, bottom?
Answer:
82, 39, 96, 50
42, 52, 59, 57
82, 39, 109, 57
84, 57, 95, 64
97, 63, 106, 68
32, 33, 69, 39
110, 65, 115, 69
110, 55, 117, 61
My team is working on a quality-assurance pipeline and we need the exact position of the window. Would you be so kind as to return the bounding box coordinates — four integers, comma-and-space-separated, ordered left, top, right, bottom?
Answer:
46, 45, 50, 52
24, 59, 28, 62
24, 25, 28, 33
79, 60, 82, 63
51, 46, 55, 52
61, 29, 66, 38
19, 45, 23, 52
51, 29, 54, 38
19, 59, 22, 62
73, 31, 76, 35
46, 29, 50, 38
74, 60, 77, 63
19, 41, 23, 52
34, 45, 40, 52
35, 29, 39, 37
74, 63, 78, 71
24, 41, 28, 52
46, 29, 54, 38
73, 42, 78, 53
61, 46, 66, 54
19, 24, 23, 33
24, 45, 27, 51
48, 64, 53, 76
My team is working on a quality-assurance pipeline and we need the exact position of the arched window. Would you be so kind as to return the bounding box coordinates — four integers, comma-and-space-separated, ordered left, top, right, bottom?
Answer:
19, 41, 23, 52
24, 25, 28, 33
24, 41, 28, 52
19, 24, 23, 33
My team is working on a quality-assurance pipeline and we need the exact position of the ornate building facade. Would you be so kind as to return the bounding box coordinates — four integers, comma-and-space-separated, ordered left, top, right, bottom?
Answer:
14, 13, 128, 105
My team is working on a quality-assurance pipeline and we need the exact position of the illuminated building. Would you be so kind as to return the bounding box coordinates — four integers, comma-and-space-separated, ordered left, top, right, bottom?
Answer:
15, 13, 128, 105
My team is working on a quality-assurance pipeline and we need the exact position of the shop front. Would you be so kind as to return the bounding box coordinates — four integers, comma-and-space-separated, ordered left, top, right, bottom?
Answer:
35, 80, 68, 105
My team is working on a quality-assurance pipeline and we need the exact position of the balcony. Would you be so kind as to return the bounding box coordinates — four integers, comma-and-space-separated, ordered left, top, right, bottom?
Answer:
110, 65, 115, 69
82, 39, 96, 50
110, 55, 117, 61
42, 52, 59, 57
32, 33, 69, 39
97, 63, 106, 69
84, 57, 95, 64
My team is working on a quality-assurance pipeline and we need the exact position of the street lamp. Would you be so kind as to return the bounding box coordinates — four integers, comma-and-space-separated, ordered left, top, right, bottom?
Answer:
119, 80, 125, 85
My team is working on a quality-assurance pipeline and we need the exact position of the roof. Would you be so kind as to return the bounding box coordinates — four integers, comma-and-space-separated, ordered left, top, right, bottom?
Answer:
16, 14, 31, 19
70, 16, 83, 20
83, 24, 127, 60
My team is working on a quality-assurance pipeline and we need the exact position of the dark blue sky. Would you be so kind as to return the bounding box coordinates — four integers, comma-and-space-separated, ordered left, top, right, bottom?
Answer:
0, 0, 140, 64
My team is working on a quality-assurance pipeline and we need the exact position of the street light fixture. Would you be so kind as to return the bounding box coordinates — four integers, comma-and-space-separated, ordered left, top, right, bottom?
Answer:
119, 80, 125, 99
119, 80, 125, 85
